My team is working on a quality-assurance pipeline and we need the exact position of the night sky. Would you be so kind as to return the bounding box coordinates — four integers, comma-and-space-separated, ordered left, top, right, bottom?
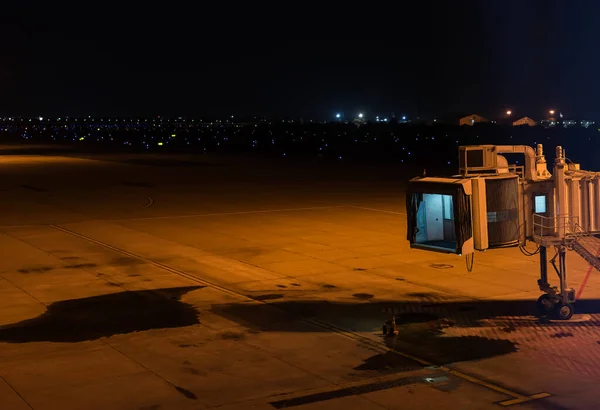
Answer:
2, 1, 599, 119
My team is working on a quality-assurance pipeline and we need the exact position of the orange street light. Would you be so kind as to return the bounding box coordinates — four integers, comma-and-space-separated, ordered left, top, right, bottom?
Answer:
549, 110, 555, 116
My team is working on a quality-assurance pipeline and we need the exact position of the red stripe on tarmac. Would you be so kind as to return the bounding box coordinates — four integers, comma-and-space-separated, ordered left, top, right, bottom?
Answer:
576, 246, 600, 300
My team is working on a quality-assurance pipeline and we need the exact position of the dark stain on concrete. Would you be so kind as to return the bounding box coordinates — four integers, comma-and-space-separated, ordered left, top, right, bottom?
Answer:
291, 283, 301, 287
395, 277, 405, 281
276, 284, 287, 288
18, 266, 54, 274
174, 386, 197, 400
551, 332, 574, 338
250, 294, 284, 301
321, 284, 337, 289
66, 263, 97, 269
0, 286, 204, 343
405, 292, 437, 299
220, 331, 246, 341
270, 374, 427, 408
429, 263, 454, 269
353, 268, 367, 271
353, 293, 374, 300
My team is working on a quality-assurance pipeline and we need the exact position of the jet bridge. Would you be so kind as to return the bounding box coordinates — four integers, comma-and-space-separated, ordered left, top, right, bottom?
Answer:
406, 143, 600, 319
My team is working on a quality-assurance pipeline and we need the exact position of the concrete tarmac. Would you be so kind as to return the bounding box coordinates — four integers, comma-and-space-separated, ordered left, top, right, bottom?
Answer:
0, 149, 599, 409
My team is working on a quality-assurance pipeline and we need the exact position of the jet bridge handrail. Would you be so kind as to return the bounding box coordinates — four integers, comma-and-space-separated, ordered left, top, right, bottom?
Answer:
533, 214, 579, 241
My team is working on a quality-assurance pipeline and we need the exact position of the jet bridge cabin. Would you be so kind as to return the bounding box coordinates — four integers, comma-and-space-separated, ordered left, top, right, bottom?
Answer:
406, 177, 474, 255
406, 174, 524, 255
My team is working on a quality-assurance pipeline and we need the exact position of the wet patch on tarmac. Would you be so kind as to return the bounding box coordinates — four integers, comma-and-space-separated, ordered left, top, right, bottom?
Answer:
383, 312, 517, 364
290, 283, 301, 287
174, 386, 197, 400
18, 266, 54, 274
219, 331, 246, 341
270, 374, 429, 408
353, 293, 374, 300
65, 263, 97, 269
250, 294, 284, 301
60, 256, 81, 261
0, 286, 204, 343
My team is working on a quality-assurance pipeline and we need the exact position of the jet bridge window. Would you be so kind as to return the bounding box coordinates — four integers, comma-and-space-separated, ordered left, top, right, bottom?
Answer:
534, 195, 547, 214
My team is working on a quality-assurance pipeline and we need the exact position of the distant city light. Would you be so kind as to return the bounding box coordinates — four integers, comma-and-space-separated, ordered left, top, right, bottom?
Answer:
335, 113, 341, 119
384, 118, 388, 122
358, 113, 364, 118
549, 110, 555, 115
506, 110, 512, 116
402, 116, 407, 121
38, 116, 43, 121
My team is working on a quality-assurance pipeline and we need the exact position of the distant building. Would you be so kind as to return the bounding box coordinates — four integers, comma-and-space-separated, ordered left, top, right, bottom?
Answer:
512, 117, 537, 127
459, 114, 488, 126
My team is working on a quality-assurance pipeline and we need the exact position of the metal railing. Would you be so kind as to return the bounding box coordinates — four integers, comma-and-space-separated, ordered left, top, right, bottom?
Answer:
533, 214, 579, 241
507, 164, 524, 179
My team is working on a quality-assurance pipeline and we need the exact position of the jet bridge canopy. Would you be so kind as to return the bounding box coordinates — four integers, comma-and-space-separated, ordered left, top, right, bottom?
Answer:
406, 177, 473, 254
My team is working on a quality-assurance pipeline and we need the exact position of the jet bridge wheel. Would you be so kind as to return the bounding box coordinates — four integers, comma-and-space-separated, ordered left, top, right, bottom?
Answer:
536, 294, 557, 317
555, 303, 574, 320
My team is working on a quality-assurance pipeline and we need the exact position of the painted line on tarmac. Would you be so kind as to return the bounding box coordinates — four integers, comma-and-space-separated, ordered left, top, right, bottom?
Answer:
109, 205, 347, 221
49, 224, 551, 407
346, 205, 406, 215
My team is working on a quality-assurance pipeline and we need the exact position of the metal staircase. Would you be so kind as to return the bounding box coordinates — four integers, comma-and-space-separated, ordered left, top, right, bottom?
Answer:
568, 225, 600, 273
